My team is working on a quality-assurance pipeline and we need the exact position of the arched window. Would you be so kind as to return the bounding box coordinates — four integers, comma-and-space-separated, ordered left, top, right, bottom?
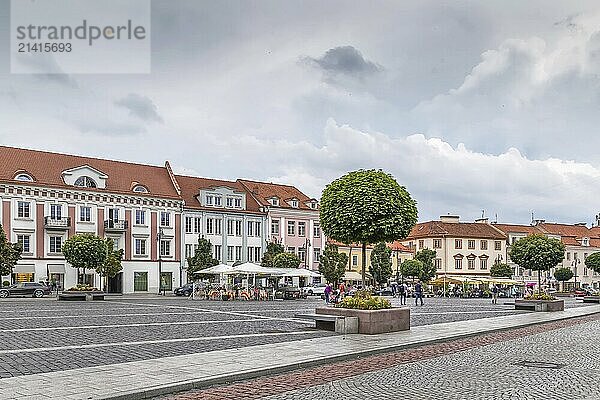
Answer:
74, 176, 97, 188
14, 173, 33, 182
132, 185, 148, 193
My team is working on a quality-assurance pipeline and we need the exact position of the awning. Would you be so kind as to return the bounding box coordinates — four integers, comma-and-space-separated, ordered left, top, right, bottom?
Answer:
47, 264, 66, 274
13, 264, 35, 274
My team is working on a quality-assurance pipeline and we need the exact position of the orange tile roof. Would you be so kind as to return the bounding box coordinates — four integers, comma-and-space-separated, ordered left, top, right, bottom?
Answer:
389, 241, 414, 253
407, 221, 507, 240
0, 146, 180, 199
327, 239, 413, 253
238, 179, 317, 211
491, 223, 543, 235
536, 223, 593, 238
175, 175, 263, 214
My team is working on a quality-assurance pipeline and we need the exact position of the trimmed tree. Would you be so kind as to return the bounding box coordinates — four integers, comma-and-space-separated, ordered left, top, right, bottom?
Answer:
62, 234, 107, 285
187, 237, 219, 280
553, 267, 574, 291
318, 244, 348, 285
490, 262, 513, 278
508, 234, 565, 295
97, 239, 124, 292
400, 259, 423, 282
320, 170, 418, 285
261, 241, 284, 268
585, 252, 600, 278
369, 242, 392, 286
273, 252, 301, 269
0, 224, 22, 277
414, 248, 437, 283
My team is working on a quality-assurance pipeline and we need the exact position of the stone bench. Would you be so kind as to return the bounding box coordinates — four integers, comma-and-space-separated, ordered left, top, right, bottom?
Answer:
583, 296, 600, 303
58, 292, 105, 301
315, 307, 410, 334
294, 313, 359, 334
514, 299, 564, 311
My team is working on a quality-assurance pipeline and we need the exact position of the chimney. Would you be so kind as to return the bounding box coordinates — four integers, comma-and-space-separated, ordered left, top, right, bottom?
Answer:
475, 218, 489, 224
440, 215, 460, 223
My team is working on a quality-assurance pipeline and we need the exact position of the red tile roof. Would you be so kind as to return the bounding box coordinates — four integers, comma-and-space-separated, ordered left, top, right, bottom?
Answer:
407, 221, 507, 240
491, 223, 543, 235
238, 179, 317, 211
175, 174, 263, 214
389, 241, 414, 253
0, 146, 180, 199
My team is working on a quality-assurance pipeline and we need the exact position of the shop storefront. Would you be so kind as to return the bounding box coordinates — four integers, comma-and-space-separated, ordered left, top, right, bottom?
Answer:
12, 264, 35, 283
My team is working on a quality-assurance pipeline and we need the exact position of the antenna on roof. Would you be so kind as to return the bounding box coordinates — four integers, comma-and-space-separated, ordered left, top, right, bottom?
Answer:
531, 211, 534, 226
481, 210, 485, 219
596, 213, 600, 227
494, 213, 498, 224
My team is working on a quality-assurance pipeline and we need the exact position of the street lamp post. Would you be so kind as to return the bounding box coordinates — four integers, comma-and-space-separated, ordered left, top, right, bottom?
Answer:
157, 227, 164, 296
572, 258, 580, 290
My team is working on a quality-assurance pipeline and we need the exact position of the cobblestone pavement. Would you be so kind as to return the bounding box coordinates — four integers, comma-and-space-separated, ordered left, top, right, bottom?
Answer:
160, 313, 600, 400
0, 295, 588, 379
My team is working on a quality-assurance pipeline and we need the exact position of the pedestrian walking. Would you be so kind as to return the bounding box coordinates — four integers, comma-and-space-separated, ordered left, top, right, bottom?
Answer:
399, 281, 407, 305
415, 280, 424, 306
491, 284, 499, 305
324, 283, 332, 304
339, 281, 346, 300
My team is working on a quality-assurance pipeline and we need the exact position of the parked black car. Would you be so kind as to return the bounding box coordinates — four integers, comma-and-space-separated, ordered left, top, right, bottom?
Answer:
0, 282, 51, 298
173, 283, 194, 296
373, 287, 394, 296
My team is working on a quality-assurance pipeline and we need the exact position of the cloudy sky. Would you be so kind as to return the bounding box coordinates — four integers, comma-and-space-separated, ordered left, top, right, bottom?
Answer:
2, 0, 600, 225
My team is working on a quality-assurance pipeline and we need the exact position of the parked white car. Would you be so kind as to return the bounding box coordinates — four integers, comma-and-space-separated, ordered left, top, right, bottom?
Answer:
301, 284, 327, 296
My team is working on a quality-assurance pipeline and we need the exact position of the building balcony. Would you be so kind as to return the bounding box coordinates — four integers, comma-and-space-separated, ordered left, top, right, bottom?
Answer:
104, 220, 129, 232
44, 216, 71, 230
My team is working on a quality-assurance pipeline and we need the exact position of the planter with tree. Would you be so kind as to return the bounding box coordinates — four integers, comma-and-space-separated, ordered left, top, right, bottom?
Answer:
509, 234, 565, 311
583, 253, 600, 303
553, 267, 573, 293
61, 234, 108, 301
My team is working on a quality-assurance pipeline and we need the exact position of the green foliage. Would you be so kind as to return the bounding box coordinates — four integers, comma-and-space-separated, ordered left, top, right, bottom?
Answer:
400, 259, 423, 281
318, 244, 348, 284
62, 234, 107, 276
335, 294, 391, 310
414, 248, 437, 283
509, 234, 565, 294
490, 262, 513, 278
261, 241, 284, 268
584, 252, 600, 274
0, 224, 22, 276
524, 293, 556, 301
66, 284, 97, 292
553, 267, 574, 282
369, 242, 392, 286
320, 169, 418, 283
187, 236, 219, 279
273, 252, 301, 268
97, 239, 124, 278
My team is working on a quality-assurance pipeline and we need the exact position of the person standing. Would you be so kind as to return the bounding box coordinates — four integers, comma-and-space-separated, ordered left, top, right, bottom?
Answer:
399, 281, 407, 305
324, 283, 332, 304
415, 280, 424, 306
338, 281, 346, 300
491, 284, 499, 305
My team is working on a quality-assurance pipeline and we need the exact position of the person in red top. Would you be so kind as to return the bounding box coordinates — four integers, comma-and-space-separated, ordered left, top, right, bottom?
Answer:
338, 282, 346, 299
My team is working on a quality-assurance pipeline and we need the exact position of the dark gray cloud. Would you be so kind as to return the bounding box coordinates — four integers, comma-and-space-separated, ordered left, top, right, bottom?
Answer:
114, 93, 164, 123
303, 46, 382, 79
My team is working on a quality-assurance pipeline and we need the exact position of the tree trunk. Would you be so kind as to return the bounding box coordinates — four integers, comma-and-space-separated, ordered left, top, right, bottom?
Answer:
361, 243, 367, 287
538, 270, 541, 295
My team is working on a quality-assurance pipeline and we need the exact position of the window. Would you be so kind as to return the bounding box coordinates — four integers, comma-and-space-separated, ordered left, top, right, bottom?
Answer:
227, 220, 235, 236
455, 239, 462, 249
132, 185, 148, 193
185, 217, 193, 233
298, 247, 306, 262
215, 219, 222, 235
480, 258, 488, 269
314, 224, 321, 238
135, 210, 146, 225
288, 247, 295, 254
418, 240, 424, 249
455, 258, 462, 269
255, 247, 261, 262
234, 198, 242, 208
15, 173, 33, 181
194, 217, 201, 233
134, 272, 148, 292
108, 238, 120, 250
49, 236, 62, 253
468, 259, 475, 269
227, 246, 234, 262
433, 239, 442, 249
185, 244, 194, 258
314, 248, 321, 262
583, 237, 590, 246
271, 220, 280, 235
50, 204, 62, 219
495, 241, 502, 251
17, 234, 30, 253
226, 197, 233, 208
214, 196, 222, 207
468, 240, 475, 250
254, 221, 261, 237
206, 195, 214, 206
584, 253, 588, 260
287, 221, 295, 236
74, 176, 97, 188
352, 255, 358, 266
270, 198, 279, 206
160, 240, 171, 257
584, 267, 588, 276
480, 240, 488, 250
248, 221, 254, 237
235, 246, 242, 261
298, 222, 306, 237
80, 206, 91, 222
566, 252, 571, 261
214, 245, 222, 261
17, 201, 30, 218
235, 220, 242, 236
160, 212, 170, 227
434, 258, 442, 270
206, 218, 214, 234
247, 247, 254, 262
291, 200, 298, 208
135, 239, 147, 255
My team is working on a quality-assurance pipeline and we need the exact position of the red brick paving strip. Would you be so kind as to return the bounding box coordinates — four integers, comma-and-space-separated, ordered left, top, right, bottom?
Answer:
165, 313, 600, 400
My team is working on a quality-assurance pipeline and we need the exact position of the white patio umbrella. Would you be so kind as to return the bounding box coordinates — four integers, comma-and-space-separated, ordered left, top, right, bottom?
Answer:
226, 262, 285, 289
279, 268, 321, 278
194, 264, 234, 275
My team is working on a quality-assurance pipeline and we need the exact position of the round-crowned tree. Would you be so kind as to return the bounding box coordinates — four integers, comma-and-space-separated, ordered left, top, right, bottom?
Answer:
320, 170, 418, 284
585, 252, 600, 278
553, 267, 574, 291
508, 234, 565, 294
62, 234, 107, 285
400, 259, 423, 283
490, 262, 513, 278
273, 252, 301, 269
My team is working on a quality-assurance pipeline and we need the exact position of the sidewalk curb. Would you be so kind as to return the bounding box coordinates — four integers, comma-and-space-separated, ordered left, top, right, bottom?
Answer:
101, 307, 600, 400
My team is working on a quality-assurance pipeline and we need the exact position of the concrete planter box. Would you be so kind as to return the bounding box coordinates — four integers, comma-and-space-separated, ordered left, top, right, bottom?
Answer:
515, 299, 564, 312
315, 307, 410, 334
58, 291, 105, 301
583, 296, 600, 303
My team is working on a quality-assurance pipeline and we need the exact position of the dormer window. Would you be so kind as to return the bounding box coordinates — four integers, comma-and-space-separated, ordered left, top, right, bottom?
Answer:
14, 173, 33, 182
583, 237, 590, 247
132, 185, 149, 193
74, 176, 97, 188
270, 198, 279, 206
290, 200, 298, 208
